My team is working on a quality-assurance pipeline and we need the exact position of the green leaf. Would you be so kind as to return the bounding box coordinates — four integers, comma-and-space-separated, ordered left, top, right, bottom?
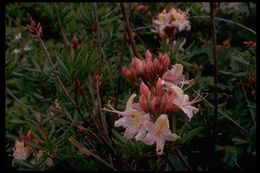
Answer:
112, 129, 127, 144
180, 127, 204, 144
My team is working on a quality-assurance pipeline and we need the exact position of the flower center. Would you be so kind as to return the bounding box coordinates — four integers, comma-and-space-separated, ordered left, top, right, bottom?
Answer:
132, 110, 142, 125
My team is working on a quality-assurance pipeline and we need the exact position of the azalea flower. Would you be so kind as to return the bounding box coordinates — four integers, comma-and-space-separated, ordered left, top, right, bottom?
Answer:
153, 9, 172, 33
104, 94, 150, 140
153, 7, 190, 39
173, 93, 199, 120
13, 140, 32, 160
169, 8, 190, 31
162, 63, 185, 85
104, 93, 139, 117
115, 110, 150, 140
141, 114, 180, 155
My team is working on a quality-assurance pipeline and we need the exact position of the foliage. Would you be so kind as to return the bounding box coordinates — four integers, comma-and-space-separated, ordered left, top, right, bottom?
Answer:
5, 2, 256, 171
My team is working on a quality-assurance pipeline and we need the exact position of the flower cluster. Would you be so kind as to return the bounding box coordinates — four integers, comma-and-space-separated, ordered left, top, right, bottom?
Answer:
12, 130, 55, 169
122, 50, 170, 85
105, 50, 202, 155
13, 130, 39, 160
153, 7, 190, 39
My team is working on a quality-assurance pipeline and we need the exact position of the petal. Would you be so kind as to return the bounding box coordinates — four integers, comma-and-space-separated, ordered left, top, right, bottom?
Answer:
154, 114, 169, 132
114, 117, 126, 127
144, 120, 155, 132
135, 127, 146, 140
114, 117, 135, 128
156, 135, 166, 155
182, 105, 199, 120
141, 132, 156, 145
123, 127, 139, 139
163, 130, 180, 141
126, 94, 137, 110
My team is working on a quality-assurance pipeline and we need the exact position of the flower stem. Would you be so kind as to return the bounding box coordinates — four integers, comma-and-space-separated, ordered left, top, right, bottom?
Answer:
210, 2, 218, 137
120, 2, 140, 58
53, 3, 70, 53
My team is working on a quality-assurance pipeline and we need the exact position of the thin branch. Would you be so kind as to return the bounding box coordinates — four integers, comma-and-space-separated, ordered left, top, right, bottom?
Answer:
114, 27, 126, 109
37, 37, 87, 122
176, 147, 192, 171
6, 88, 45, 120
120, 2, 140, 58
69, 136, 118, 171
192, 89, 248, 135
210, 2, 218, 137
53, 3, 70, 53
92, 2, 116, 99
191, 16, 256, 35
242, 85, 256, 126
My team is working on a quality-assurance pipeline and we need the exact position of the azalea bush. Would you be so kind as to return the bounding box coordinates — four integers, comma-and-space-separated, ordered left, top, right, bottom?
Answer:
5, 2, 256, 171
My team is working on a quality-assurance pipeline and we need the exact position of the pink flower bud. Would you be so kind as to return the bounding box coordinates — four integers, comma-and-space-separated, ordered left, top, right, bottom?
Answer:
159, 53, 170, 75
139, 95, 149, 113
140, 82, 150, 97
156, 78, 164, 96
150, 97, 160, 114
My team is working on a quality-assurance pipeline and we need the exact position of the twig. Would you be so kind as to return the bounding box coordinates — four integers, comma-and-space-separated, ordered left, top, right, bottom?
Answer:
53, 3, 70, 53
210, 2, 218, 137
69, 136, 118, 171
6, 88, 46, 122
176, 147, 192, 171
242, 86, 256, 126
192, 89, 248, 135
191, 16, 256, 35
6, 88, 34, 112
80, 86, 92, 116
114, 27, 126, 109
92, 2, 116, 100
37, 37, 87, 122
120, 2, 140, 58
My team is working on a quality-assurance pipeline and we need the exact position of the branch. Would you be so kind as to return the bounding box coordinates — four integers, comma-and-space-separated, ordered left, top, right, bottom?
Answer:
6, 88, 44, 117
242, 85, 256, 126
53, 3, 70, 53
190, 16, 256, 35
69, 136, 118, 171
37, 37, 87, 122
210, 2, 218, 137
92, 2, 115, 99
120, 2, 140, 58
192, 89, 249, 135
176, 147, 192, 171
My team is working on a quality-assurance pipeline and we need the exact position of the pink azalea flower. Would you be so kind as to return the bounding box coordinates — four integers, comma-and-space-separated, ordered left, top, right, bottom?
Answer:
104, 93, 138, 117
169, 8, 191, 31
153, 9, 172, 32
173, 93, 199, 120
104, 94, 150, 140
141, 114, 180, 155
162, 63, 184, 85
13, 140, 31, 160
115, 110, 150, 140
